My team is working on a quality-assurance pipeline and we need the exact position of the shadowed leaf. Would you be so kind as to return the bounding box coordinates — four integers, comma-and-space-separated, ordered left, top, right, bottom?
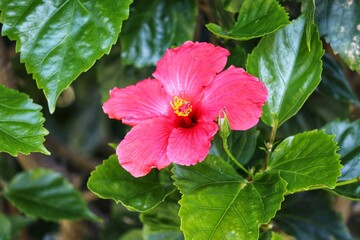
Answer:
0, 85, 49, 156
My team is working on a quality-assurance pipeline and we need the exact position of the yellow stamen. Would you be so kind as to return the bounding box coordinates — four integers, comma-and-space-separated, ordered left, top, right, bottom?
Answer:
170, 96, 192, 117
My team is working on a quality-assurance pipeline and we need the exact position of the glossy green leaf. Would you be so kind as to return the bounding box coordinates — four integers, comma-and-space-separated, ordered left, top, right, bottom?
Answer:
0, 213, 11, 240
275, 191, 352, 240
140, 201, 183, 240
120, 0, 196, 67
279, 94, 350, 137
302, 0, 315, 50
87, 154, 175, 212
4, 168, 97, 221
211, 127, 259, 165
323, 119, 360, 200
247, 16, 324, 127
319, 54, 360, 106
0, 85, 49, 156
173, 155, 287, 240
207, 0, 289, 40
323, 119, 360, 180
267, 130, 342, 193
0, 0, 133, 112
315, 0, 360, 73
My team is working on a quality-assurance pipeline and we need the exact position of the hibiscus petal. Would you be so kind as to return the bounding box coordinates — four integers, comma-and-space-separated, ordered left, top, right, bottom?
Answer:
103, 79, 172, 126
200, 66, 268, 130
117, 118, 175, 177
167, 121, 218, 166
153, 41, 229, 99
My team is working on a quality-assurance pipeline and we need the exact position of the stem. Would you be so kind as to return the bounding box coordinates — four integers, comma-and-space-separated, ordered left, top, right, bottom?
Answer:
264, 117, 279, 170
288, 176, 360, 194
335, 177, 360, 187
222, 139, 252, 177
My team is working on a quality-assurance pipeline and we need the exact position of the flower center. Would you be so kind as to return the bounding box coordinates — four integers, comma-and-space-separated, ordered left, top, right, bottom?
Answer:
170, 96, 192, 117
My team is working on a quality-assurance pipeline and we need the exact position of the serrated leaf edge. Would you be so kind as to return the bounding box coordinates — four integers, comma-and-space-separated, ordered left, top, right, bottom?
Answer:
0, 86, 49, 156
269, 130, 342, 194
87, 155, 175, 212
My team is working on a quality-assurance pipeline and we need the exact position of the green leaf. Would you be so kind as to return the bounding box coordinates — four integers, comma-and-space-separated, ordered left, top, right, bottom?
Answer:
0, 0, 133, 112
211, 127, 259, 165
259, 231, 291, 240
227, 45, 248, 68
206, 0, 289, 40
208, 0, 235, 31
279, 94, 350, 137
119, 229, 143, 240
222, 0, 242, 13
270, 232, 287, 240
172, 155, 244, 194
0, 85, 49, 156
267, 130, 342, 193
7, 215, 35, 239
96, 44, 153, 103
4, 168, 98, 221
332, 183, 360, 201
319, 54, 360, 106
87, 154, 175, 212
0, 213, 11, 240
247, 16, 324, 127
323, 119, 360, 200
315, 0, 360, 73
120, 0, 196, 67
173, 155, 287, 240
140, 201, 183, 240
323, 119, 360, 180
101, 204, 141, 240
302, 0, 315, 50
274, 191, 352, 240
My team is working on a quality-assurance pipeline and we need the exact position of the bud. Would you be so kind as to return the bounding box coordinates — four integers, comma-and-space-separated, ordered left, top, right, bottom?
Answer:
218, 109, 231, 140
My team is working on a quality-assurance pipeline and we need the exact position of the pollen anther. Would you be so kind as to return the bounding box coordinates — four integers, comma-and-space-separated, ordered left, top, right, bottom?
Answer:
170, 96, 192, 117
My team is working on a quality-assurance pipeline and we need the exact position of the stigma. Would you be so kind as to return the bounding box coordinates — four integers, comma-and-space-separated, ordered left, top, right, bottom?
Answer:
170, 96, 193, 117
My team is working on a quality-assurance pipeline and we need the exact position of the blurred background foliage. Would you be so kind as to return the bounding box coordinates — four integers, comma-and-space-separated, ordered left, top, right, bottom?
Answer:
0, 0, 360, 239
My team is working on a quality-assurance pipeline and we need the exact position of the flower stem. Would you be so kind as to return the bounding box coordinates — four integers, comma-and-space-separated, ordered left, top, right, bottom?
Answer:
264, 117, 279, 170
222, 139, 252, 177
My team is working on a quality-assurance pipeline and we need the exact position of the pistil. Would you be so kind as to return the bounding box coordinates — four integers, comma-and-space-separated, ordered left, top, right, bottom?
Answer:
170, 96, 193, 117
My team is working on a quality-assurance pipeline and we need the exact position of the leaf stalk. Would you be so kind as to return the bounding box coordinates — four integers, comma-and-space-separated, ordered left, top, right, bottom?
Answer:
294, 176, 360, 193
264, 116, 279, 170
335, 177, 360, 187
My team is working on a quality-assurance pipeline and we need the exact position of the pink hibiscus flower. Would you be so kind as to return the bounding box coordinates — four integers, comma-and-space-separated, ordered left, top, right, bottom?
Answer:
103, 41, 268, 177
